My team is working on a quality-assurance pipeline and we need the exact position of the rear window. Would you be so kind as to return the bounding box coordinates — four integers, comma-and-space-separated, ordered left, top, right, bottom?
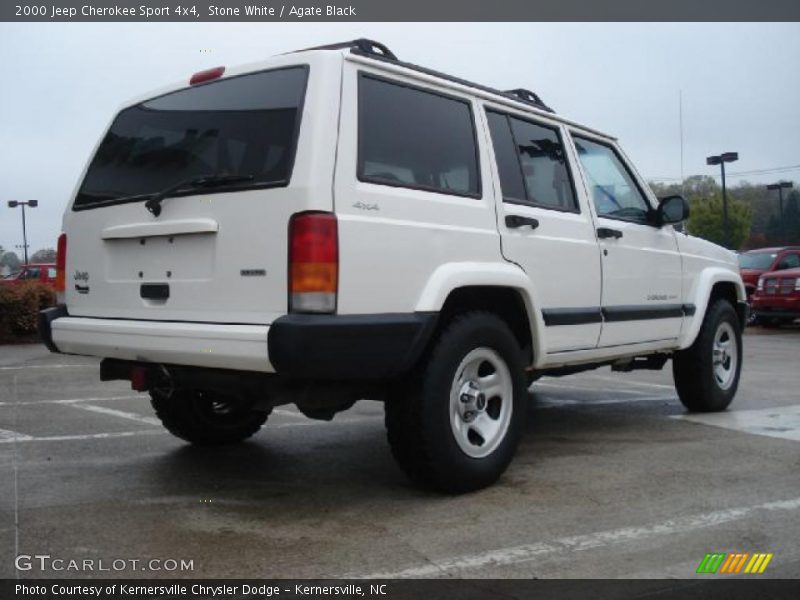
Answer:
74, 66, 308, 209
358, 74, 480, 198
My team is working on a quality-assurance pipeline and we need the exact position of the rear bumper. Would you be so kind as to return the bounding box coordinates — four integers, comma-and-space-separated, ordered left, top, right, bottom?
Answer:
40, 310, 437, 380
268, 312, 437, 379
48, 315, 272, 372
39, 305, 68, 353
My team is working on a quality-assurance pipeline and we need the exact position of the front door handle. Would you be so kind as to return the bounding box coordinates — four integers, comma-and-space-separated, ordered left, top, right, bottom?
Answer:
597, 227, 623, 239
505, 215, 540, 230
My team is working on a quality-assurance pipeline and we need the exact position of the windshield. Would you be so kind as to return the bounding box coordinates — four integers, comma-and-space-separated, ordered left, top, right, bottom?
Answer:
738, 252, 776, 270
74, 66, 308, 209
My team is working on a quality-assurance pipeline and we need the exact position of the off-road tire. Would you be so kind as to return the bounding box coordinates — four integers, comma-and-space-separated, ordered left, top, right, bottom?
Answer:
385, 311, 527, 493
673, 299, 742, 412
150, 388, 269, 445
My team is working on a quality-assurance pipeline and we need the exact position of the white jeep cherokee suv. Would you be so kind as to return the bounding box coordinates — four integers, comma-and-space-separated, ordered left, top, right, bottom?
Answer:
40, 39, 746, 493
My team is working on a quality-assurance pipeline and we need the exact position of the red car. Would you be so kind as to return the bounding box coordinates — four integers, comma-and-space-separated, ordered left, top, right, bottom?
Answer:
739, 247, 800, 296
739, 247, 800, 323
751, 267, 800, 327
0, 263, 57, 287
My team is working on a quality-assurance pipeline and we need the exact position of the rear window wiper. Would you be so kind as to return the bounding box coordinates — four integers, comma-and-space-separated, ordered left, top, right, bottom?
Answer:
144, 174, 254, 217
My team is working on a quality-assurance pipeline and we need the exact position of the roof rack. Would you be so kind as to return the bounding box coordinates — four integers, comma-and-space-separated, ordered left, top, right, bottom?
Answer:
300, 38, 397, 61
504, 89, 554, 113
300, 39, 555, 114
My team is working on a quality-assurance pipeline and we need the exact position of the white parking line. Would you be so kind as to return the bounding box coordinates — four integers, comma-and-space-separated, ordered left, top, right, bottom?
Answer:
0, 430, 165, 444
536, 395, 674, 408
0, 410, 379, 444
354, 496, 800, 578
673, 405, 800, 442
0, 395, 142, 407
0, 428, 34, 442
69, 403, 161, 426
0, 364, 95, 371
583, 374, 676, 390
534, 381, 653, 396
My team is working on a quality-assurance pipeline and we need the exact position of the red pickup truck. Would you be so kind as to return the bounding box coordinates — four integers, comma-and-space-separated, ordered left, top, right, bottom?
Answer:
751, 267, 800, 327
0, 263, 57, 287
738, 247, 800, 324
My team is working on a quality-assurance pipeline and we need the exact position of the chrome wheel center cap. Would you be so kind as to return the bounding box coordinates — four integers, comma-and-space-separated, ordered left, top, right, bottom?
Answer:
458, 381, 485, 421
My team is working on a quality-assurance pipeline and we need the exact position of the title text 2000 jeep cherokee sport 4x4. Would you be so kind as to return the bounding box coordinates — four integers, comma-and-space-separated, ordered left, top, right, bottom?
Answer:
41, 40, 746, 493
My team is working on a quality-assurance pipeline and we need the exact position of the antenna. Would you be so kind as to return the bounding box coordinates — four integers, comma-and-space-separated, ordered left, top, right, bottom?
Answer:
679, 89, 685, 196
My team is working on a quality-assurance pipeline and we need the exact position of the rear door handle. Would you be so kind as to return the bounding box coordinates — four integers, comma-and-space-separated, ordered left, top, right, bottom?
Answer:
505, 215, 540, 230
597, 227, 623, 239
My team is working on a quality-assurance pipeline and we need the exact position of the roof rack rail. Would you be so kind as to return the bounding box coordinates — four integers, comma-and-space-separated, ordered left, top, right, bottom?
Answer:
295, 39, 556, 115
300, 38, 397, 61
504, 89, 553, 113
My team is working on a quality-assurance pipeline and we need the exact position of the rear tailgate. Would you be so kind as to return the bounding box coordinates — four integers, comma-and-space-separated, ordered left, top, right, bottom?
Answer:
60, 53, 342, 326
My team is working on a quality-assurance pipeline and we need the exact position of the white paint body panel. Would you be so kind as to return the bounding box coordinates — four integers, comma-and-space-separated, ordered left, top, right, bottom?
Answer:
56, 46, 744, 373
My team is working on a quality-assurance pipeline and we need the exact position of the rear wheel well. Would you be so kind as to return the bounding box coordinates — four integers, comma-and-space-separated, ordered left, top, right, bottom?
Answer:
435, 287, 533, 365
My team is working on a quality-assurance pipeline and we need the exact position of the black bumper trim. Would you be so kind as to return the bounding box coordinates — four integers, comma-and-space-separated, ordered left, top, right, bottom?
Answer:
39, 305, 68, 353
268, 312, 438, 380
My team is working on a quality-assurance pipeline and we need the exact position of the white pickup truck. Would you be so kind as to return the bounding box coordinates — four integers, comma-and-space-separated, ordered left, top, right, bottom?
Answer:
40, 39, 746, 493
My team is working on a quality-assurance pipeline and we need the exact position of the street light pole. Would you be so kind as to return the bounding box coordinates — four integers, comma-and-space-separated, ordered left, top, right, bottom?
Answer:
21, 203, 28, 263
6, 199, 38, 264
706, 152, 739, 249
767, 181, 793, 245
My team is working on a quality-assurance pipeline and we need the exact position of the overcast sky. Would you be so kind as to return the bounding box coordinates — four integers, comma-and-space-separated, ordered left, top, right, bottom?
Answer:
1, 22, 799, 254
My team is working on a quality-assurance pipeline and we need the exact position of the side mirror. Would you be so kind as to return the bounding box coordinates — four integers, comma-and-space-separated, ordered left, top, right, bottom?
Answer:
656, 195, 689, 226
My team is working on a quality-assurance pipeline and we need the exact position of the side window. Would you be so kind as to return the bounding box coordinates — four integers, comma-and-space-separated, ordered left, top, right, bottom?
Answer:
485, 111, 526, 201
22, 268, 40, 280
485, 109, 577, 211
47, 267, 57, 279
777, 253, 800, 270
572, 136, 651, 223
358, 75, 480, 197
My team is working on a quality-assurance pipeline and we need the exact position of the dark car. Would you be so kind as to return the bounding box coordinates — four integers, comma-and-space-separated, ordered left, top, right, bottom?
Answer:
751, 267, 800, 327
0, 263, 57, 287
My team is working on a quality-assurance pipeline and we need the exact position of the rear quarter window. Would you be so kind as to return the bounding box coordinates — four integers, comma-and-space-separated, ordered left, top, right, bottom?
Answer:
357, 74, 481, 198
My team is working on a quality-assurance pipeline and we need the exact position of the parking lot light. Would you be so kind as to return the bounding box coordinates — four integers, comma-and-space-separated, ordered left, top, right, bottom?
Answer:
767, 181, 793, 245
6, 199, 38, 264
706, 152, 739, 248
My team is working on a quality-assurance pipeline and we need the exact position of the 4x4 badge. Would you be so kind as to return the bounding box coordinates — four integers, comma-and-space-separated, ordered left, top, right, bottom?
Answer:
352, 201, 379, 211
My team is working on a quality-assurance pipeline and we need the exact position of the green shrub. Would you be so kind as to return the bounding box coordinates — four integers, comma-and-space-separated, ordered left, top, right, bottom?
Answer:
0, 282, 56, 337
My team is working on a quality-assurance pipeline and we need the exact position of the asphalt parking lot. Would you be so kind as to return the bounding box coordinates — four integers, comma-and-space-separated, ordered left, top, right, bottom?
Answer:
1, 326, 799, 580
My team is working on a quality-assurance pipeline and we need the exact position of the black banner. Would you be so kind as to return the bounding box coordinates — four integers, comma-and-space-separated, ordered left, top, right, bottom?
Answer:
2, 0, 800, 22
4, 579, 800, 600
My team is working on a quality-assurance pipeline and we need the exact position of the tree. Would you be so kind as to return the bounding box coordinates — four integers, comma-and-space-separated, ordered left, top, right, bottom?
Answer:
0, 250, 22, 273
688, 194, 752, 250
30, 248, 57, 263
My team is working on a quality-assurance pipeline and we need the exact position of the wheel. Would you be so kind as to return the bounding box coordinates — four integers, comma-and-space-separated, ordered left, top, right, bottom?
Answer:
150, 388, 269, 445
672, 299, 742, 412
385, 311, 527, 493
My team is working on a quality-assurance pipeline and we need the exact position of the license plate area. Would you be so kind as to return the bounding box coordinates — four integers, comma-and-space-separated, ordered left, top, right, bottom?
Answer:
104, 233, 215, 282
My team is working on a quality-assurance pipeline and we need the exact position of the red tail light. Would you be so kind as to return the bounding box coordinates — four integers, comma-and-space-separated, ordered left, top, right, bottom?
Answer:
289, 212, 338, 313
55, 233, 67, 293
190, 66, 225, 85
